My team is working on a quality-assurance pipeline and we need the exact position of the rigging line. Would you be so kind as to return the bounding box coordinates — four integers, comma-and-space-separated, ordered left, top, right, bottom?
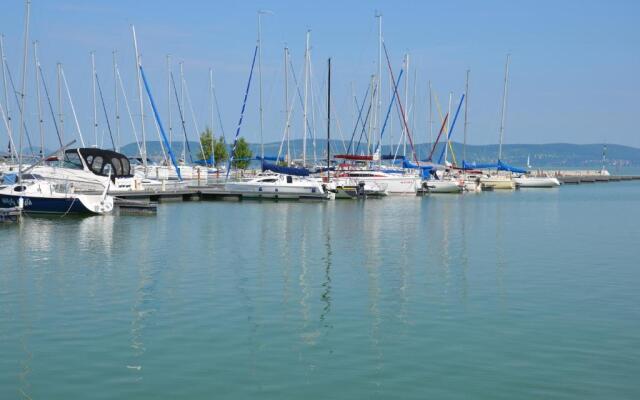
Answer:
346, 84, 370, 155
4, 59, 35, 156
139, 65, 182, 180
382, 41, 418, 164
170, 71, 193, 163
210, 69, 227, 142
375, 69, 403, 156
182, 76, 206, 161
37, 64, 62, 147
437, 94, 465, 165
226, 45, 258, 180
427, 113, 449, 162
95, 71, 116, 150
0, 102, 18, 158
287, 55, 314, 146
115, 65, 142, 157
354, 87, 376, 156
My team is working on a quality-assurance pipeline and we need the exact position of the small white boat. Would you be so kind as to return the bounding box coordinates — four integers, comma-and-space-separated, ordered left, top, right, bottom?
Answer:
225, 173, 329, 199
481, 174, 516, 190
0, 175, 114, 215
514, 175, 560, 188
333, 169, 420, 195
423, 179, 463, 193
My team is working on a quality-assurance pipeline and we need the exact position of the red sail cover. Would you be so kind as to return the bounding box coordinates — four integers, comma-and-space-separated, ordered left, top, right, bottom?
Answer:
334, 154, 374, 161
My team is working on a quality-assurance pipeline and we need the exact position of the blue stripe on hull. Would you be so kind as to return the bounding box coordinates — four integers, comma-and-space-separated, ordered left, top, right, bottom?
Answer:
0, 194, 92, 214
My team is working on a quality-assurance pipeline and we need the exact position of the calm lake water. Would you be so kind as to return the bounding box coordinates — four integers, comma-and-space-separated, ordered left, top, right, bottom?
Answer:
1, 182, 639, 399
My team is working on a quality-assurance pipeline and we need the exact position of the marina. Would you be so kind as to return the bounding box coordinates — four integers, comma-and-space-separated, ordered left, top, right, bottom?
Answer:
2, 0, 640, 399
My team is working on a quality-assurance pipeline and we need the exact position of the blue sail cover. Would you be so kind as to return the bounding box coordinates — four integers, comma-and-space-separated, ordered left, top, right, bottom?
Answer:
262, 161, 310, 176
462, 160, 527, 173
194, 156, 214, 166
401, 159, 434, 179
462, 160, 499, 170
256, 156, 286, 162
497, 160, 527, 174
382, 154, 405, 160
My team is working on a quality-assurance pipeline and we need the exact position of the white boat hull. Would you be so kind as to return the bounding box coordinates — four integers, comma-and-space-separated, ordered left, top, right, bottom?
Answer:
514, 176, 560, 188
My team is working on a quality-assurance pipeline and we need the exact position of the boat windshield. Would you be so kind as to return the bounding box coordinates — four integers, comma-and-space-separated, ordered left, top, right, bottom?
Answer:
63, 152, 84, 170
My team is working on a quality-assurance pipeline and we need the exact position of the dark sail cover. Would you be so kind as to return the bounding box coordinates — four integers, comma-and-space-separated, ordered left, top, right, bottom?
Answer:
262, 161, 310, 176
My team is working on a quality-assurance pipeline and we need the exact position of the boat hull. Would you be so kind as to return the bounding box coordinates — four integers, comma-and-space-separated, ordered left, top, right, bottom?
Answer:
514, 177, 560, 188
481, 177, 516, 190
0, 193, 93, 214
424, 180, 463, 193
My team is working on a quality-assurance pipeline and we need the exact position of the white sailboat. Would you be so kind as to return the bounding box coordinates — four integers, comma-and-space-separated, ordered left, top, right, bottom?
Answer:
481, 54, 516, 190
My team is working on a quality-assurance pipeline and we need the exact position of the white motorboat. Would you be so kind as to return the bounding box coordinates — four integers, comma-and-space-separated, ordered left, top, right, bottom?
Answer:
0, 174, 114, 215
333, 169, 420, 194
514, 175, 560, 188
32, 148, 142, 192
423, 179, 463, 193
225, 173, 329, 199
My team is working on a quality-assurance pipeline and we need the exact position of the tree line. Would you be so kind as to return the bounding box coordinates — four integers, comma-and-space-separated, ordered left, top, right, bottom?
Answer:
198, 127, 252, 169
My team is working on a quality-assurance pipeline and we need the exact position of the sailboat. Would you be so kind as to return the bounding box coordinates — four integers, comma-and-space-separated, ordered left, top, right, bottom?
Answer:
0, 1, 111, 215
479, 54, 516, 190
224, 14, 329, 200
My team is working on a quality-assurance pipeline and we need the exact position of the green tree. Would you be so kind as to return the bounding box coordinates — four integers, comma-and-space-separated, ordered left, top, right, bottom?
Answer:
233, 137, 253, 170
198, 127, 214, 164
213, 137, 228, 167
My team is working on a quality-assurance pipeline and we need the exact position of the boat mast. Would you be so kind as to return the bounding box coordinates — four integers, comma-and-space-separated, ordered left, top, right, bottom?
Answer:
403, 53, 409, 158
463, 69, 469, 164
498, 53, 510, 161
34, 41, 44, 156
91, 51, 98, 147
303, 29, 310, 166
257, 10, 271, 163
113, 51, 121, 152
57, 63, 64, 144
60, 65, 86, 147
327, 57, 331, 181
17, 0, 30, 182
132, 25, 147, 171
428, 81, 433, 151
444, 92, 451, 164
376, 12, 382, 158
179, 61, 185, 162
209, 67, 214, 167
0, 35, 15, 161
284, 45, 290, 165
167, 55, 172, 148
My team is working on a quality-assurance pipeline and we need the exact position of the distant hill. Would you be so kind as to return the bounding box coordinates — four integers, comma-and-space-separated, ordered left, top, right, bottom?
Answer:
118, 140, 639, 169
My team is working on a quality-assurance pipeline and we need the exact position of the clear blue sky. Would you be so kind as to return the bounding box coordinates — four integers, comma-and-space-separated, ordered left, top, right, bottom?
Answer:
1, 0, 639, 151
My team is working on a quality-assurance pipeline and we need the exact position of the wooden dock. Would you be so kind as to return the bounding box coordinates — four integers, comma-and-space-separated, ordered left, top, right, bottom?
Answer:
71, 175, 640, 204
557, 175, 640, 184
0, 207, 22, 224
81, 183, 329, 203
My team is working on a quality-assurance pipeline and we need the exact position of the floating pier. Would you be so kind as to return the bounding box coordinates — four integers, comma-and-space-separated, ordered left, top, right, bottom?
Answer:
555, 175, 640, 184
0, 207, 22, 224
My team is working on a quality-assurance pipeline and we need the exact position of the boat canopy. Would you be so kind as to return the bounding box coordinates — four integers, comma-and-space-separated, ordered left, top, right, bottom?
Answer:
334, 154, 374, 161
497, 160, 527, 174
262, 161, 310, 176
462, 160, 527, 174
69, 148, 133, 178
256, 156, 285, 162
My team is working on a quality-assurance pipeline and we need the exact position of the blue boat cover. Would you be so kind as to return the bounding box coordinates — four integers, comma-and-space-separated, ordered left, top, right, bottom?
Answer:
462, 160, 527, 173
497, 160, 527, 174
2, 173, 17, 184
262, 161, 310, 176
256, 156, 286, 162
